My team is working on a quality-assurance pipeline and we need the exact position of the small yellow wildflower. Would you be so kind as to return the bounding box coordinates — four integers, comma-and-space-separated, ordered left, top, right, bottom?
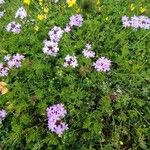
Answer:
0, 82, 8, 95
34, 25, 39, 31
37, 14, 44, 20
67, 0, 76, 7
38, 0, 43, 5
140, 7, 146, 13
43, 7, 49, 13
119, 141, 123, 145
97, 0, 100, 5
23, 0, 30, 5
130, 4, 135, 11
105, 17, 109, 21
76, 8, 81, 13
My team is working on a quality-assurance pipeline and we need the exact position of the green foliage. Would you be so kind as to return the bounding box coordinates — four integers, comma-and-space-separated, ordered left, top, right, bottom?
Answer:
0, 0, 150, 149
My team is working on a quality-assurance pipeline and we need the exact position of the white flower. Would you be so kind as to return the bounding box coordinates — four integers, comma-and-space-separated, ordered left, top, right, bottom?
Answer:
6, 21, 21, 34
15, 7, 27, 20
42, 40, 59, 56
0, 11, 4, 19
0, 0, 5, 4
64, 55, 78, 68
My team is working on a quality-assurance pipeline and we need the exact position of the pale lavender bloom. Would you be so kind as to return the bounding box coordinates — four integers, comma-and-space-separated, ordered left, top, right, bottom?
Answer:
64, 25, 71, 33
93, 57, 111, 72
0, 0, 5, 4
47, 104, 67, 118
47, 104, 68, 136
13, 53, 24, 61
82, 49, 95, 58
0, 11, 4, 19
42, 40, 59, 56
6, 21, 21, 34
7, 54, 24, 68
69, 14, 83, 27
122, 15, 150, 29
0, 63, 9, 77
85, 43, 92, 50
64, 55, 78, 68
48, 26, 64, 43
15, 7, 27, 20
0, 109, 7, 124
0, 68, 9, 76
4, 54, 11, 62
122, 16, 131, 28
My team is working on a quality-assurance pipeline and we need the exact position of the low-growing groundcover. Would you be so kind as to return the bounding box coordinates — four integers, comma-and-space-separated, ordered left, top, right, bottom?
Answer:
0, 0, 150, 149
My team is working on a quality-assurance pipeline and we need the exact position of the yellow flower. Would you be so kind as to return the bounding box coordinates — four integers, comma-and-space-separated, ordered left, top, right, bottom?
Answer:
130, 3, 135, 11
67, 0, 76, 7
97, 0, 100, 5
34, 25, 39, 31
23, 0, 30, 5
119, 141, 123, 145
0, 82, 8, 95
140, 7, 146, 13
76, 8, 81, 13
37, 14, 44, 20
43, 7, 49, 13
105, 17, 109, 21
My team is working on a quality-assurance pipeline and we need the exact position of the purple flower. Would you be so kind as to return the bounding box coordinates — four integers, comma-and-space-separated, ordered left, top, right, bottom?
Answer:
69, 14, 83, 27
64, 24, 71, 33
6, 21, 21, 34
0, 63, 9, 77
47, 104, 68, 136
48, 26, 64, 43
122, 15, 150, 29
15, 7, 27, 20
93, 57, 111, 72
82, 43, 95, 58
64, 55, 78, 68
82, 49, 95, 58
43, 40, 59, 56
0, 109, 7, 124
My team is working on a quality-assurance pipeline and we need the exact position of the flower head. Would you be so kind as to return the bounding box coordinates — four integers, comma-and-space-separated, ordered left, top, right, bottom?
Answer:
82, 43, 95, 58
15, 7, 27, 20
0, 109, 7, 124
48, 26, 64, 43
6, 21, 21, 34
47, 104, 68, 136
0, 11, 4, 19
93, 57, 111, 72
64, 55, 78, 68
69, 14, 83, 27
66, 0, 76, 7
23, 0, 30, 5
0, 0, 5, 4
43, 40, 59, 56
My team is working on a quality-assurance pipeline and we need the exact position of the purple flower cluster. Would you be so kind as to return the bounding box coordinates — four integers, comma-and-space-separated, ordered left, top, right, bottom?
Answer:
0, 109, 7, 124
64, 55, 78, 68
64, 14, 83, 32
82, 43, 95, 58
15, 7, 27, 20
93, 57, 111, 72
47, 104, 68, 136
0, 11, 4, 19
6, 7, 27, 34
122, 15, 150, 29
0, 53, 24, 77
42, 26, 64, 56
6, 21, 21, 34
